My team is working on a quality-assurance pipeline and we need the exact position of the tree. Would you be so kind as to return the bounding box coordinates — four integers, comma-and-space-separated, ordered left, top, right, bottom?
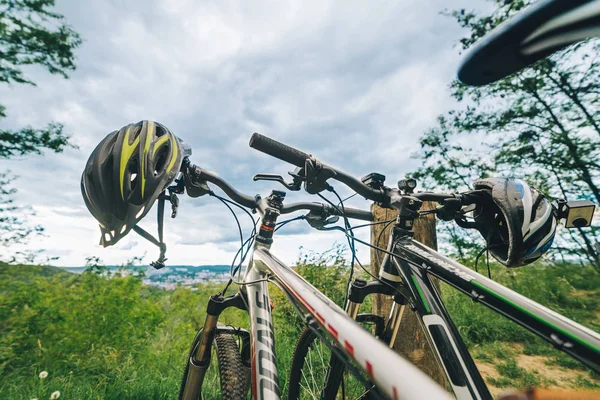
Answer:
413, 0, 600, 268
0, 0, 81, 260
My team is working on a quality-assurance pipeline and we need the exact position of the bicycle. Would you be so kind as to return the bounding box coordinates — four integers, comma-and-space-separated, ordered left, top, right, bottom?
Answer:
174, 154, 453, 400
181, 2, 600, 399
174, 129, 598, 399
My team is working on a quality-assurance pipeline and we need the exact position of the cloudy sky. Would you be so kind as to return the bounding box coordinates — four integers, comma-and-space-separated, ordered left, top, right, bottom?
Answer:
0, 0, 485, 267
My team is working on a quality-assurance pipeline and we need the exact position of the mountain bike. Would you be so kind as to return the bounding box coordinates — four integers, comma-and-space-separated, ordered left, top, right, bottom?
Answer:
175, 131, 599, 400
175, 156, 451, 400
176, 1, 600, 398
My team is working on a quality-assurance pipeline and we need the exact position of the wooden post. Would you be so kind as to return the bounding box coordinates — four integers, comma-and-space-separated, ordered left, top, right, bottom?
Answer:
370, 202, 447, 387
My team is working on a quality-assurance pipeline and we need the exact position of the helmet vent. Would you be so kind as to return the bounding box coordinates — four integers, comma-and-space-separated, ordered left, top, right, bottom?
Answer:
154, 146, 169, 176
136, 206, 146, 219
104, 232, 112, 242
120, 225, 127, 234
128, 161, 139, 192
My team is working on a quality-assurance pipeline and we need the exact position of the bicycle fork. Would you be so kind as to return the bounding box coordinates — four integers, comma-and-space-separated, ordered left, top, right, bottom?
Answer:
180, 293, 251, 400
345, 277, 409, 347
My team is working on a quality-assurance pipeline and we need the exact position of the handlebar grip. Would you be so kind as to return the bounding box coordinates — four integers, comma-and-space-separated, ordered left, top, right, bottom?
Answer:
249, 133, 312, 168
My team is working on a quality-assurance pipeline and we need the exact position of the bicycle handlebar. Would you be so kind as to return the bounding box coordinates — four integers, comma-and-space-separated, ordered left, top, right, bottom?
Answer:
249, 133, 386, 202
187, 164, 374, 221
195, 167, 257, 208
248, 133, 487, 217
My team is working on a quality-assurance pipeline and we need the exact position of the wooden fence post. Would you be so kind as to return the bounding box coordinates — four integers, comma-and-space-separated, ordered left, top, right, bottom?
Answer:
370, 201, 447, 387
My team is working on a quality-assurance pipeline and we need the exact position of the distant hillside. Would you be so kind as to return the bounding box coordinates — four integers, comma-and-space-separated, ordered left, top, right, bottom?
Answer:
0, 263, 233, 291
0, 263, 73, 294
60, 264, 230, 273
0, 263, 70, 280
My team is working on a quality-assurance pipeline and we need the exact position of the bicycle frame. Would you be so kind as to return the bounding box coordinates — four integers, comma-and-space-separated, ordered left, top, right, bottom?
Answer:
244, 241, 451, 400
177, 162, 600, 400
368, 226, 600, 400
181, 231, 452, 399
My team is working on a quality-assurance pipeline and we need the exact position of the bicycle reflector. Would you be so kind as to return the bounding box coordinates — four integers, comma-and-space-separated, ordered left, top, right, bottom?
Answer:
555, 200, 596, 228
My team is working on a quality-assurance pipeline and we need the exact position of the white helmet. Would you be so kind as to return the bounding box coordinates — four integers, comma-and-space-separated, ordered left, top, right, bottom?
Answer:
472, 178, 557, 267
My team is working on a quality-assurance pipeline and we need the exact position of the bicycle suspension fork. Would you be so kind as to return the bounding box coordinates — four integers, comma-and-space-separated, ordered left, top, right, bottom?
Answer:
345, 225, 411, 347
180, 293, 250, 400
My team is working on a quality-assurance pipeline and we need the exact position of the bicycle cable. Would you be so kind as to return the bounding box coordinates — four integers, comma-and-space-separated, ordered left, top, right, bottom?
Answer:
210, 191, 258, 295
474, 245, 495, 279
317, 189, 360, 308
317, 188, 408, 306
335, 226, 478, 291
226, 216, 314, 290
274, 215, 306, 232
375, 219, 395, 265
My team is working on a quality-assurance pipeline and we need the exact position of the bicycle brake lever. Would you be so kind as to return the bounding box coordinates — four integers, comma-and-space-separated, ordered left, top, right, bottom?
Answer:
253, 173, 302, 191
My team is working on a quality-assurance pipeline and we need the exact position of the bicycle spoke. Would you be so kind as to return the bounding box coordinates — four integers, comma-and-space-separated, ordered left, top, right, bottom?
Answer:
291, 326, 379, 400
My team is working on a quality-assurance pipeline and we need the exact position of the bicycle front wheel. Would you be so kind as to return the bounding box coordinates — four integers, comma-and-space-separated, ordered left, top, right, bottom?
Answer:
288, 315, 382, 400
179, 330, 249, 400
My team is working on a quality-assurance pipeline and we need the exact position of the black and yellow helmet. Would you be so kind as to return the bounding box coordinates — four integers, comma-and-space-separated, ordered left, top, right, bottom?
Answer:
81, 120, 183, 247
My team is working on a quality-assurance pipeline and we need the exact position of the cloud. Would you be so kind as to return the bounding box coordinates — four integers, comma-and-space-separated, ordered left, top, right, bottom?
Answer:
0, 0, 474, 266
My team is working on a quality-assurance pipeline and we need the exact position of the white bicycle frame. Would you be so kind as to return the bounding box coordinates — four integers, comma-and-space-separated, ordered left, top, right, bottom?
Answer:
243, 241, 451, 400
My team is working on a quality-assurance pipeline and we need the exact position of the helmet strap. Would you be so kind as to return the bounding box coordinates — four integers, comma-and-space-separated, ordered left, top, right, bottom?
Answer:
132, 192, 168, 269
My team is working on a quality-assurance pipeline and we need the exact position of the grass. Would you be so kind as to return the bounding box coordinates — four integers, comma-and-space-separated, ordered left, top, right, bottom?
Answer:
0, 259, 599, 398
486, 359, 550, 388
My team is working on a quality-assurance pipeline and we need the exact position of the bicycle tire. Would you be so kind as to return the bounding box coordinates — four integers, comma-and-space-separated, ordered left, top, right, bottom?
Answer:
179, 330, 249, 400
288, 314, 382, 400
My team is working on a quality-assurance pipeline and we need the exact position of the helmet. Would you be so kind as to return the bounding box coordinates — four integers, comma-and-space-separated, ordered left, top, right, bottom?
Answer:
472, 178, 557, 267
81, 120, 183, 247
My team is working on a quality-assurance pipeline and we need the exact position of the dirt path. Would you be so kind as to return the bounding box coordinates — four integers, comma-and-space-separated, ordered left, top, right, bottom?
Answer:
474, 343, 599, 398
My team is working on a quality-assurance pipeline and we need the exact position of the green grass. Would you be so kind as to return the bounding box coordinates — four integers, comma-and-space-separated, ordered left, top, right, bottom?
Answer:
1, 259, 599, 398
471, 342, 517, 363
486, 359, 550, 388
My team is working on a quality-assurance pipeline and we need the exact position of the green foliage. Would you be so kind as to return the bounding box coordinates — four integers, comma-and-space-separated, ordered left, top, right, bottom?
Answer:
487, 359, 547, 388
0, 123, 74, 159
0, 0, 81, 261
0, 264, 222, 399
0, 0, 82, 85
0, 271, 163, 376
0, 173, 44, 255
0, 0, 80, 161
1, 253, 599, 398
